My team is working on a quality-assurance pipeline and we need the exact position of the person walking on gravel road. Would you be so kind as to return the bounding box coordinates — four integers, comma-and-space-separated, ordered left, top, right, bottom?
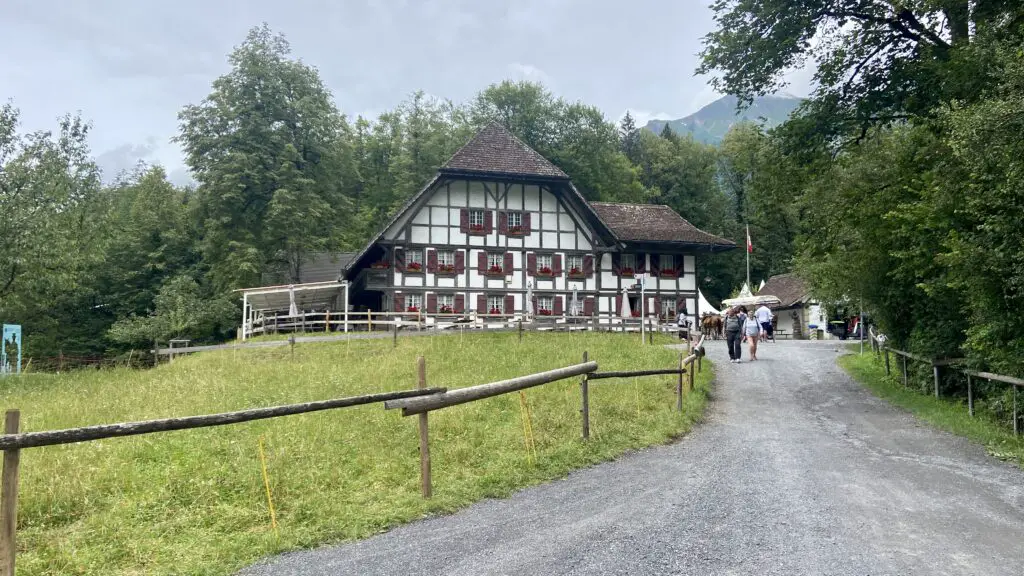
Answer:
755, 304, 774, 342
724, 307, 743, 363
742, 311, 762, 361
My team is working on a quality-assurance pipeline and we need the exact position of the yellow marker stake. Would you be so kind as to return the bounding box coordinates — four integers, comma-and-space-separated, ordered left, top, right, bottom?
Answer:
258, 436, 279, 537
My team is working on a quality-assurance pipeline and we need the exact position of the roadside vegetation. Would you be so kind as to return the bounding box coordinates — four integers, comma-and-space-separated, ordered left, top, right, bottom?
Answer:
840, 352, 1024, 468
0, 332, 710, 576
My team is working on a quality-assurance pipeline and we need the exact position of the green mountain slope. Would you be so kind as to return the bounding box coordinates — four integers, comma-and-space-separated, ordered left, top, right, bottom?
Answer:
644, 95, 802, 144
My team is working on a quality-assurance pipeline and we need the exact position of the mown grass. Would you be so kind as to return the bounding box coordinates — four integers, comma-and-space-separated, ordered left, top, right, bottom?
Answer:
840, 351, 1024, 468
1, 331, 711, 575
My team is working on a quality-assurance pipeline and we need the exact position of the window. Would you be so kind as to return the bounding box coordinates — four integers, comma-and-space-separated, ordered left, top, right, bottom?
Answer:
438, 294, 454, 313
487, 295, 504, 314
488, 252, 504, 270
537, 254, 553, 274
438, 250, 454, 266
406, 293, 422, 312
538, 296, 554, 315
469, 210, 486, 227
406, 249, 424, 272
507, 211, 522, 228
661, 298, 677, 317
620, 254, 636, 273
659, 254, 674, 271
567, 255, 583, 275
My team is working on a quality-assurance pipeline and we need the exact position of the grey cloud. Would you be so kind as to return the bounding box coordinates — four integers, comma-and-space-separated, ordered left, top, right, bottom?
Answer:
95, 140, 158, 182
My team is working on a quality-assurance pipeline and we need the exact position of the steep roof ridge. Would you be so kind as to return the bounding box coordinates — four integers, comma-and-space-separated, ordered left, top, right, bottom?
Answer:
440, 121, 568, 179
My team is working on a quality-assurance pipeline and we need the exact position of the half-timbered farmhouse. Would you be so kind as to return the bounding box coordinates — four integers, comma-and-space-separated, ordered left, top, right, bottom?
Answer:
342, 122, 735, 328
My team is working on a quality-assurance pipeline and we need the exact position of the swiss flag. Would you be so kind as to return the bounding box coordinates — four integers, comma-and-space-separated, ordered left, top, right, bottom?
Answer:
746, 226, 753, 254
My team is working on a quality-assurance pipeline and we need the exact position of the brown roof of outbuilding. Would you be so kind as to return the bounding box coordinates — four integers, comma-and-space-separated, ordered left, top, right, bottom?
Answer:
587, 202, 735, 248
758, 273, 810, 309
440, 122, 569, 179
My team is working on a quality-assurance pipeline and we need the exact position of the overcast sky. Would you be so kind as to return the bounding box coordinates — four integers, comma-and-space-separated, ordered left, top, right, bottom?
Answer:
1, 0, 812, 185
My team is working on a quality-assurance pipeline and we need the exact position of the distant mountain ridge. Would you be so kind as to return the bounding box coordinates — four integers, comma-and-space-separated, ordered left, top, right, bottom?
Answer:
643, 95, 803, 144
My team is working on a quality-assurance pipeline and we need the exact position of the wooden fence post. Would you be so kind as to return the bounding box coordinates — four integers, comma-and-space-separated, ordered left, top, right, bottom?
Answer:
933, 364, 941, 398
688, 357, 695, 392
417, 357, 431, 498
518, 320, 523, 343
1014, 385, 1019, 437
1, 410, 21, 576
697, 348, 702, 373
901, 356, 908, 387
676, 353, 683, 412
884, 348, 890, 376
967, 374, 974, 417
393, 321, 398, 348
581, 351, 590, 440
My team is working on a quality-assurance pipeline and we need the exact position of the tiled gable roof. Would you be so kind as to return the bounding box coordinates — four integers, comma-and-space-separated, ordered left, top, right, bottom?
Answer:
758, 273, 810, 309
441, 122, 569, 179
588, 202, 735, 248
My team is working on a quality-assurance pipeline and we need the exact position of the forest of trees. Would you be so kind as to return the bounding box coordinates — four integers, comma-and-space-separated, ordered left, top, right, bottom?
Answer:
5, 0, 1024, 386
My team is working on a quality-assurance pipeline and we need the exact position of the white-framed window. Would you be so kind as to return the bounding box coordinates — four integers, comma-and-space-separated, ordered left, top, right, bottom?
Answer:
567, 254, 583, 274
538, 296, 554, 312
662, 298, 677, 317
438, 294, 454, 312
406, 293, 422, 312
438, 250, 454, 266
405, 249, 424, 272
488, 252, 504, 269
537, 254, 552, 272
621, 254, 636, 271
487, 295, 504, 314
659, 254, 674, 271
507, 211, 523, 228
469, 210, 486, 227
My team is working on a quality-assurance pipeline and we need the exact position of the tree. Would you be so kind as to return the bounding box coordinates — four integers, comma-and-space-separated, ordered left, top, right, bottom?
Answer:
619, 111, 641, 164
108, 275, 236, 346
659, 123, 678, 143
177, 24, 353, 291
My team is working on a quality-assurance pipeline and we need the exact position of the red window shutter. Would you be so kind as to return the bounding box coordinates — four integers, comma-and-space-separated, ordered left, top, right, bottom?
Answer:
650, 253, 660, 276
460, 208, 469, 233
427, 293, 438, 313
583, 254, 594, 277
393, 293, 405, 312
532, 295, 538, 313
504, 295, 515, 314
454, 293, 465, 313
554, 295, 564, 316
503, 252, 513, 274
522, 212, 531, 235
477, 294, 487, 313
527, 252, 536, 276
615, 294, 622, 314
455, 250, 466, 273
427, 249, 438, 273
552, 254, 563, 276
675, 255, 684, 277
498, 211, 508, 234
612, 253, 621, 275
394, 249, 406, 272
583, 296, 595, 316
636, 253, 646, 274
478, 250, 487, 273
484, 210, 494, 234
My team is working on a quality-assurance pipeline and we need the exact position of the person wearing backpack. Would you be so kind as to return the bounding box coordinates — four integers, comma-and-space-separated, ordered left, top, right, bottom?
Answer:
724, 307, 743, 363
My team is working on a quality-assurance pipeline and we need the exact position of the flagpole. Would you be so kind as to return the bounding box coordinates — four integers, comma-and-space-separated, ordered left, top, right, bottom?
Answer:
745, 225, 751, 289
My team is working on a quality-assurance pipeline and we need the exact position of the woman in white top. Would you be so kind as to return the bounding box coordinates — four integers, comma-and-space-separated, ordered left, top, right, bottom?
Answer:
742, 309, 762, 361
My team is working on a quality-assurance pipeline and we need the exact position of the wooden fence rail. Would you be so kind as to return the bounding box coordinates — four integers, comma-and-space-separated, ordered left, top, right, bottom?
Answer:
869, 330, 1020, 436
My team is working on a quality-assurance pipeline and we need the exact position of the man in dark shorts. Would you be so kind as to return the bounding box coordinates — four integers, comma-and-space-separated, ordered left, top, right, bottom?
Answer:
754, 303, 774, 342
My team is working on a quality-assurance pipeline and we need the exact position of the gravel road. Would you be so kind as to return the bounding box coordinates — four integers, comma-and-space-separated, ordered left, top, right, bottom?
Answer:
240, 341, 1024, 576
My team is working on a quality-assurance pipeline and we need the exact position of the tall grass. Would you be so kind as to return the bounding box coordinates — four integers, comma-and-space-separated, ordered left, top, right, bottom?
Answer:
0, 331, 711, 576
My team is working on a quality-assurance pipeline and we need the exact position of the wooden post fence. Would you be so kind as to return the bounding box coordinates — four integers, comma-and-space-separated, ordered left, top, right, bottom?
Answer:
967, 373, 974, 417
1, 410, 20, 576
933, 364, 941, 398
417, 357, 431, 498
581, 351, 590, 440
676, 353, 684, 412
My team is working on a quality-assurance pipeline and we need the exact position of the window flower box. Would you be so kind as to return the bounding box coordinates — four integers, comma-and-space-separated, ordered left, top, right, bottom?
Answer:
469, 223, 486, 234
485, 265, 505, 276
439, 305, 454, 314
488, 308, 502, 315
659, 269, 677, 277
507, 225, 526, 236
370, 261, 390, 269
436, 263, 456, 274
407, 306, 419, 313
631, 310, 641, 318
406, 262, 423, 272
536, 266, 553, 277
538, 309, 553, 316
620, 267, 635, 277
567, 267, 585, 279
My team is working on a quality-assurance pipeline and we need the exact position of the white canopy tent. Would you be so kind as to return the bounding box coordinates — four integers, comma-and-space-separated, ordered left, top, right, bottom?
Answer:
698, 289, 721, 316
721, 293, 782, 308
236, 280, 349, 340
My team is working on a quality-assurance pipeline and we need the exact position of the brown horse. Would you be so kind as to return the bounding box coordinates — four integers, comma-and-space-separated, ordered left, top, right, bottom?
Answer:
701, 314, 723, 340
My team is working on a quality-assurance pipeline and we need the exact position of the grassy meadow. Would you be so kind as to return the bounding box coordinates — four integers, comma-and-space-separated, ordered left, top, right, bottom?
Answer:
1, 331, 712, 575
840, 351, 1024, 467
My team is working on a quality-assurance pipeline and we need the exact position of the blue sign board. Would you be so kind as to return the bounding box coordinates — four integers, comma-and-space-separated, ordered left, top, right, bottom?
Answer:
1, 324, 22, 375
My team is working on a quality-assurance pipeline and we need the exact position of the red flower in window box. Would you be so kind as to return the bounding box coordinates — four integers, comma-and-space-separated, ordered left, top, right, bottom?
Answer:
538, 309, 553, 316
437, 263, 456, 274
406, 262, 422, 272
631, 310, 641, 317
486, 265, 504, 275
488, 308, 502, 315
507, 224, 525, 236
568, 267, 585, 278
469, 223, 486, 233
659, 269, 676, 277
537, 266, 553, 276
371, 261, 390, 269
407, 306, 419, 313
620, 267, 635, 277
439, 304, 454, 313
